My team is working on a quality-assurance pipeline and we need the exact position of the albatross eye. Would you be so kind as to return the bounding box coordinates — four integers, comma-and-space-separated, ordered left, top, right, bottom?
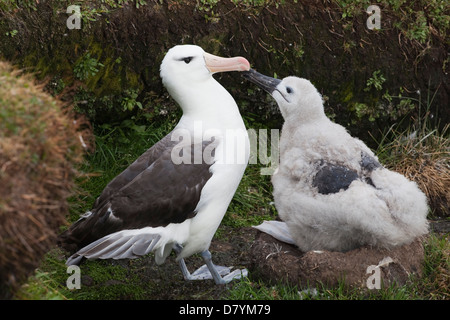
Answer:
182, 57, 193, 64
286, 87, 293, 94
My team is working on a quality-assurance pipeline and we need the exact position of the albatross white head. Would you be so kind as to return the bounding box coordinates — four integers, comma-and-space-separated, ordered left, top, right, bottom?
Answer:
160, 45, 250, 118
242, 69, 325, 124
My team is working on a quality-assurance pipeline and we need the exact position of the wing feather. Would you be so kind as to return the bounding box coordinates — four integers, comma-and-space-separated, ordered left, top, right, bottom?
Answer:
313, 164, 359, 194
66, 230, 162, 264
59, 134, 218, 257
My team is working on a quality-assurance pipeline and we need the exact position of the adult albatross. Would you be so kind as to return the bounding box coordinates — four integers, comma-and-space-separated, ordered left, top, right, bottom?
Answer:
243, 69, 429, 252
58, 45, 251, 284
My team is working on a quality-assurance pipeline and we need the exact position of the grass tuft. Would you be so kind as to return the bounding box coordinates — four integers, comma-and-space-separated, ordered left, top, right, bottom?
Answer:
374, 117, 449, 218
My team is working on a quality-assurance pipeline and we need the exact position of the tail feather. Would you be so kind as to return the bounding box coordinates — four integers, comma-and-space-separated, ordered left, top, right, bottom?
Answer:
66, 255, 84, 266
58, 208, 122, 255
65, 228, 162, 265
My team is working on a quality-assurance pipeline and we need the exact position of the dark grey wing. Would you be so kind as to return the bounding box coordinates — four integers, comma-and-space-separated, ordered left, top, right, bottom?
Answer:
360, 151, 382, 187
110, 142, 215, 228
360, 151, 382, 172
312, 152, 382, 195
93, 133, 176, 209
312, 164, 359, 195
58, 138, 217, 253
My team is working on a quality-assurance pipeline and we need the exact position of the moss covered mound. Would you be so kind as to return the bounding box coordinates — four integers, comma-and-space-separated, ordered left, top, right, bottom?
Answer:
0, 61, 86, 298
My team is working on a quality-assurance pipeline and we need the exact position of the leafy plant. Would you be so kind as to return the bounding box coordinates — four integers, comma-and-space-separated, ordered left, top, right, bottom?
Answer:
293, 42, 305, 59
0, 0, 38, 11
134, 0, 147, 9
365, 70, 386, 92
74, 53, 104, 81
406, 11, 429, 43
120, 89, 143, 112
5, 29, 18, 37
197, 0, 221, 23
231, 0, 275, 6
336, 0, 371, 19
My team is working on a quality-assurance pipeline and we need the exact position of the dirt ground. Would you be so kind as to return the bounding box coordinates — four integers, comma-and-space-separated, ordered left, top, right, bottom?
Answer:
72, 226, 258, 300
72, 220, 448, 300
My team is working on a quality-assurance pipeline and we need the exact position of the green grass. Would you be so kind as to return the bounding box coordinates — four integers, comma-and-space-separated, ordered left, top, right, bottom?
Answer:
15, 248, 154, 300
371, 88, 449, 218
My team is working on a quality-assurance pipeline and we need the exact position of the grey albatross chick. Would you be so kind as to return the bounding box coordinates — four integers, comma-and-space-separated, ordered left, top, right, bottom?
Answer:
243, 69, 429, 252
58, 45, 251, 284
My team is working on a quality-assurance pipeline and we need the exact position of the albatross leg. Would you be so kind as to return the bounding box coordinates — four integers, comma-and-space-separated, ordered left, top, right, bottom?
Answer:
199, 250, 248, 285
174, 244, 199, 281
173, 244, 247, 284
177, 256, 193, 281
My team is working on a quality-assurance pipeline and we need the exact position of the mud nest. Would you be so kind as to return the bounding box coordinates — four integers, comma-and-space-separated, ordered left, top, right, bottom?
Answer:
250, 232, 425, 289
0, 62, 88, 298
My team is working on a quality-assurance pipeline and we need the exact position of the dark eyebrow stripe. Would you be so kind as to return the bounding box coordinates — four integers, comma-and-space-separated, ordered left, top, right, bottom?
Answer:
177, 56, 194, 62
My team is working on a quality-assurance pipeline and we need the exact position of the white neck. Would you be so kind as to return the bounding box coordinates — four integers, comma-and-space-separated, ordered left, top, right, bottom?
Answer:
169, 77, 245, 133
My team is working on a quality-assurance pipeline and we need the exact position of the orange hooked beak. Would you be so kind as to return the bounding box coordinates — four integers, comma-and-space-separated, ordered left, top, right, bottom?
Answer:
203, 52, 250, 74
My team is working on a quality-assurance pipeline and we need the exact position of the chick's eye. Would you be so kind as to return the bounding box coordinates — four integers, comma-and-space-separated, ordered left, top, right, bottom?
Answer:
183, 57, 193, 64
286, 87, 293, 94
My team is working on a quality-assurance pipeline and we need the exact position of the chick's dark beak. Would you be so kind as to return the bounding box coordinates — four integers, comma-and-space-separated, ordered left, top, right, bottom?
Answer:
242, 68, 281, 95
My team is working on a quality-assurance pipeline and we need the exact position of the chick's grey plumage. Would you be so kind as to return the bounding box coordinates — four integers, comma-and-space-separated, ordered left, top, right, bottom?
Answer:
244, 69, 429, 252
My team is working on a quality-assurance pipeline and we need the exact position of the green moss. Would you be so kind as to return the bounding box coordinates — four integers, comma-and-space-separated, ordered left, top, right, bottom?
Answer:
197, 33, 226, 55
123, 69, 142, 90
340, 81, 355, 103
74, 40, 143, 97
16, 249, 154, 300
